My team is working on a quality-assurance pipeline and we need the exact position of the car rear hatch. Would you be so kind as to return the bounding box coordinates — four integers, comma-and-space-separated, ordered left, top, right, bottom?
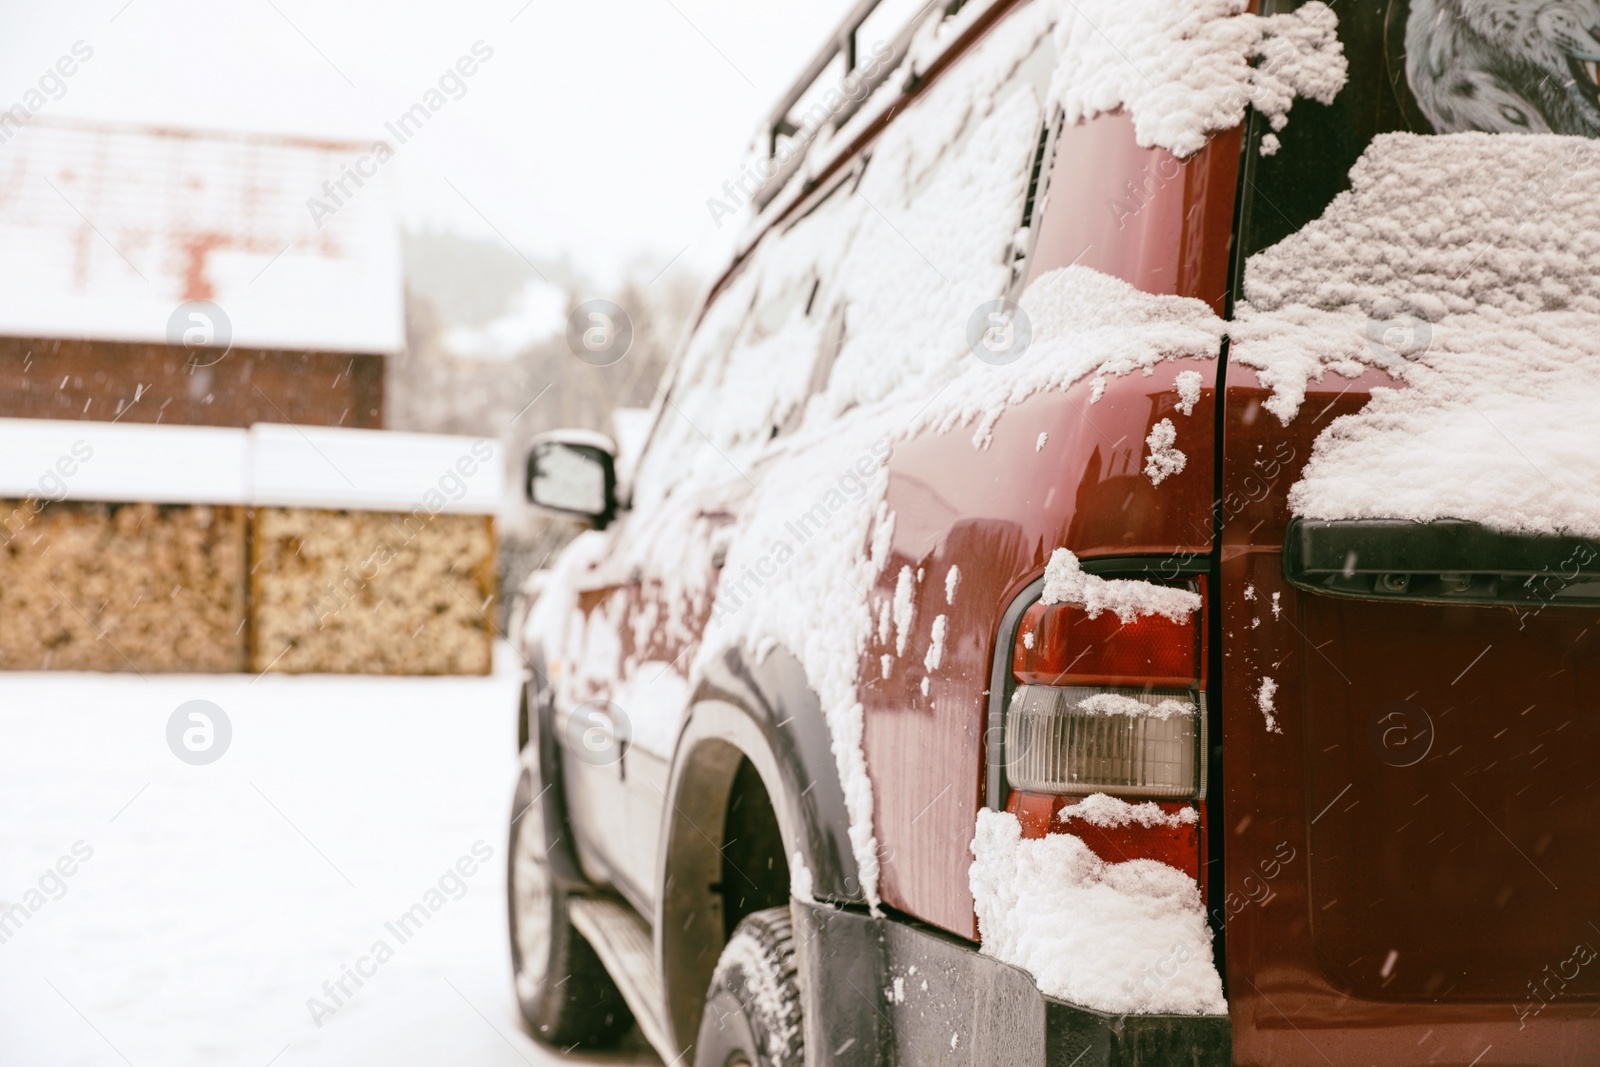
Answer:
1220, 368, 1600, 1066
1216, 3, 1600, 1062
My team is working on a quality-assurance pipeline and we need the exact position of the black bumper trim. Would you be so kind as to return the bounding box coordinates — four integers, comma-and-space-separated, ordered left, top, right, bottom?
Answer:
793, 899, 1230, 1066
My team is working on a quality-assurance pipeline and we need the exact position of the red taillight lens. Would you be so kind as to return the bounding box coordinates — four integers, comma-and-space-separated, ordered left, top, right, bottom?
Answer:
1012, 597, 1199, 687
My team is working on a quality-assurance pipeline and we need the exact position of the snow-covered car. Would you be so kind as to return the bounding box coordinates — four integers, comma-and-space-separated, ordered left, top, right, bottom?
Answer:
507, 1, 1600, 1065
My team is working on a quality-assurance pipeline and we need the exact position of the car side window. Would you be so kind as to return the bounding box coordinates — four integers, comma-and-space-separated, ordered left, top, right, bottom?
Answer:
630, 2, 1057, 510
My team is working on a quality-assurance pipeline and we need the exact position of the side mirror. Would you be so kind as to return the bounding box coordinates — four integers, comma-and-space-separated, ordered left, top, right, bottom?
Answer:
525, 431, 617, 528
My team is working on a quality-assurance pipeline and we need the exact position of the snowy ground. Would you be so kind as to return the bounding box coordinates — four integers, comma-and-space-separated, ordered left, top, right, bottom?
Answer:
0, 642, 655, 1067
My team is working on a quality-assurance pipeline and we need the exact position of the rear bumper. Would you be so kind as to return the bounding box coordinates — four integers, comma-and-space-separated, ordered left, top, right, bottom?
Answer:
793, 899, 1231, 1066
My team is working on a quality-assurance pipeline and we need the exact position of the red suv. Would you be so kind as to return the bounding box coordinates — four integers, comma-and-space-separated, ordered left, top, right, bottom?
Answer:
506, 1, 1600, 1064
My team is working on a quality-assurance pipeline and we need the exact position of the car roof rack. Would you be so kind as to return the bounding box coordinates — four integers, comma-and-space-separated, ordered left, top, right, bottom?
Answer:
753, 0, 970, 211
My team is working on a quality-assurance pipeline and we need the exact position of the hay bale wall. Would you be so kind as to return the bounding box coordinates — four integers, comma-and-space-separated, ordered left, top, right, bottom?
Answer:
0, 501, 247, 672
250, 507, 495, 676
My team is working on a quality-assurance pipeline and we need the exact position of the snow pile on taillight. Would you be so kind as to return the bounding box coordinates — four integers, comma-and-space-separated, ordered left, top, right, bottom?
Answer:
1041, 547, 1201, 623
1231, 132, 1600, 537
1073, 692, 1195, 719
1050, 0, 1347, 158
1057, 792, 1200, 828
971, 809, 1226, 1014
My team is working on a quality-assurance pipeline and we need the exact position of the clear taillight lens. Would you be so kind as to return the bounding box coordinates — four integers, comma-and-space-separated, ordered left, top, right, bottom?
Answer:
1004, 684, 1203, 798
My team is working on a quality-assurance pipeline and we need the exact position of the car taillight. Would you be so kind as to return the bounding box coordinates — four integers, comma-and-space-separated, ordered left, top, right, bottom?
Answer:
1005, 685, 1202, 798
1003, 580, 1206, 801
1012, 599, 1198, 686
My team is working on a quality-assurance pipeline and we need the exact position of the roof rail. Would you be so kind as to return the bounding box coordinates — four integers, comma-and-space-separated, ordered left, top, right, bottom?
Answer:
753, 0, 963, 211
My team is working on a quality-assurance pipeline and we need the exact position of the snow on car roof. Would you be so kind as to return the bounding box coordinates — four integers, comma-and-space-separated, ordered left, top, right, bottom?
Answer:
0, 116, 403, 355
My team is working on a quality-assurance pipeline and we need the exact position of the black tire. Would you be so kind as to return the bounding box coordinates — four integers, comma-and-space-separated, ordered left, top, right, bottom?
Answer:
695, 907, 805, 1067
507, 761, 633, 1048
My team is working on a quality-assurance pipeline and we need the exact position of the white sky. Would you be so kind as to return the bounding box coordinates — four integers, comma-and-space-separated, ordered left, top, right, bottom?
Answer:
0, 0, 868, 286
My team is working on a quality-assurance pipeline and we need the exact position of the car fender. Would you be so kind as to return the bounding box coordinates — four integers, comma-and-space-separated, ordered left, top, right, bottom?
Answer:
657, 641, 861, 1050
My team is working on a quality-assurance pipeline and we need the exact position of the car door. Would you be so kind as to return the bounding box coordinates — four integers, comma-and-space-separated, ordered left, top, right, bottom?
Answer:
554, 185, 860, 908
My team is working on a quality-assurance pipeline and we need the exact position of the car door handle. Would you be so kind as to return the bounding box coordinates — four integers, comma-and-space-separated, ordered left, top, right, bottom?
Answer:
1285, 518, 1600, 607
565, 701, 630, 766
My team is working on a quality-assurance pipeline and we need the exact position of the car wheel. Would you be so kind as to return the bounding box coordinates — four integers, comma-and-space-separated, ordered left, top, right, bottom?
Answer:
507, 761, 633, 1047
695, 906, 804, 1067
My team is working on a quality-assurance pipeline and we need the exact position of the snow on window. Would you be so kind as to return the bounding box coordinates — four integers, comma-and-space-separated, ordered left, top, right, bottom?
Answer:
970, 808, 1226, 1014
758, 0, 1345, 231
1232, 132, 1600, 537
1143, 418, 1186, 485
944, 564, 961, 605
1047, 0, 1347, 158
1035, 431, 1049, 451
1041, 547, 1201, 623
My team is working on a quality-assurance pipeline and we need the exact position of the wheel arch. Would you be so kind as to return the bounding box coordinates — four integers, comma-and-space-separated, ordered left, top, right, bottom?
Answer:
517, 644, 587, 888
656, 642, 861, 1053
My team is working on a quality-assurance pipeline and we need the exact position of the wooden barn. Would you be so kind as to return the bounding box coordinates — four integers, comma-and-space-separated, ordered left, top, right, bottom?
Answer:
0, 117, 502, 676
0, 115, 400, 428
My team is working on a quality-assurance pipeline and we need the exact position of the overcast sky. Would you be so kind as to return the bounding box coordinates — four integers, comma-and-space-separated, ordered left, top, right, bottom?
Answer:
0, 0, 877, 286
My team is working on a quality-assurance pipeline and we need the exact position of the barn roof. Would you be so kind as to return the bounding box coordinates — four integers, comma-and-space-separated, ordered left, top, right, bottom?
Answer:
0, 116, 403, 355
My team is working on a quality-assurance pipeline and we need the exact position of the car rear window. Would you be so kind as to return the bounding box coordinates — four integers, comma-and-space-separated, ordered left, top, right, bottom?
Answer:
1237, 0, 1600, 265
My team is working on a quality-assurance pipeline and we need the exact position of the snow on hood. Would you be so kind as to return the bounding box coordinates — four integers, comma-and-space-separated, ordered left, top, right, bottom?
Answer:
970, 808, 1226, 1015
1232, 131, 1600, 537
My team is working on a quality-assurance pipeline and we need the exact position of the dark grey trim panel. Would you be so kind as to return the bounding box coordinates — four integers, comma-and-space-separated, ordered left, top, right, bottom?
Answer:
522, 657, 588, 889
692, 643, 863, 903
986, 575, 1046, 813
794, 899, 1231, 1066
659, 644, 865, 1053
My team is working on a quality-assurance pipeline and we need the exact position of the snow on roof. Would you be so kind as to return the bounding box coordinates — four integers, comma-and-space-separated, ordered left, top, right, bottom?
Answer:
0, 417, 248, 507
0, 117, 403, 355
0, 418, 500, 514
249, 424, 502, 514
